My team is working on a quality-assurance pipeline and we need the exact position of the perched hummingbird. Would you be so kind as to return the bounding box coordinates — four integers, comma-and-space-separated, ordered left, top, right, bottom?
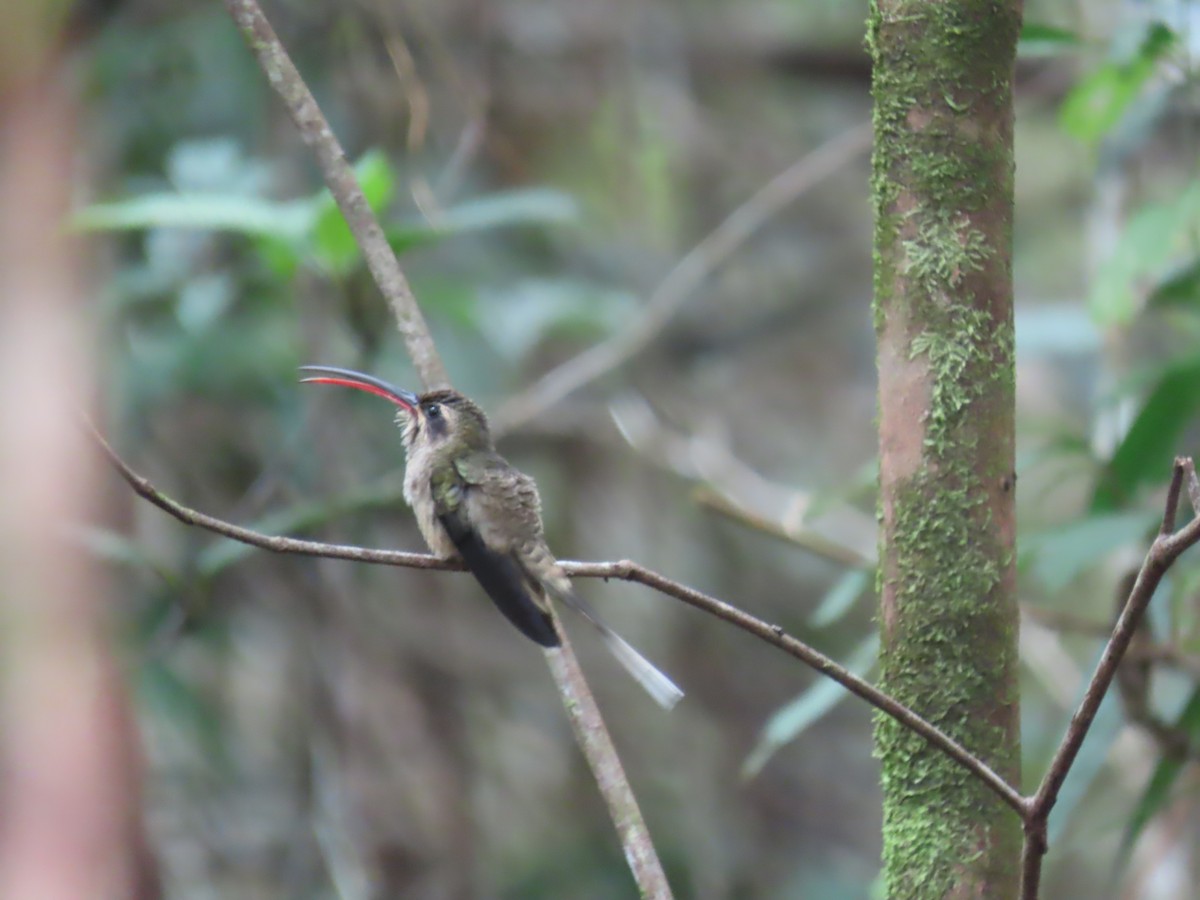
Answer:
300, 365, 684, 709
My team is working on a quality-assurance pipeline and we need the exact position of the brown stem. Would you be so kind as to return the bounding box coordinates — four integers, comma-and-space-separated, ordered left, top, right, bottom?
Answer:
222, 0, 448, 390
211, 4, 674, 893
90, 424, 1023, 816
1184, 458, 1200, 517
542, 635, 672, 899
492, 122, 872, 435
1018, 458, 1200, 898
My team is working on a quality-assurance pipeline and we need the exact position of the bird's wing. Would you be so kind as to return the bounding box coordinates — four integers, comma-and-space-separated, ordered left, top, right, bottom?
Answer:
453, 454, 682, 709
454, 452, 547, 542
433, 459, 559, 648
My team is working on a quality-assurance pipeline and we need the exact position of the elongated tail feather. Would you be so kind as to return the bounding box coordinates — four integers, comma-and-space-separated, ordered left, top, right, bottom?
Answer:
552, 584, 683, 710
596, 625, 685, 710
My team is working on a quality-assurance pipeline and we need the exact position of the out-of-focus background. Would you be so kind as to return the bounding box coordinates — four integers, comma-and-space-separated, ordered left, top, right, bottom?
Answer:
28, 0, 1200, 895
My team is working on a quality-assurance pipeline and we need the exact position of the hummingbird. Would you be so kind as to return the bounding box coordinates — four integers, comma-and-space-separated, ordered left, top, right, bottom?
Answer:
300, 365, 684, 710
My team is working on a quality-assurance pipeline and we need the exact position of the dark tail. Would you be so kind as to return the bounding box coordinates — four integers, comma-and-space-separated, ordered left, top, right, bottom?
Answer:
437, 510, 560, 647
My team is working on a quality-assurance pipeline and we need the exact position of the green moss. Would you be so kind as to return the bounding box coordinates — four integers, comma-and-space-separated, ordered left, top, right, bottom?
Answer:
876, 467, 1019, 896
867, 0, 1022, 895
910, 304, 1013, 457
903, 214, 989, 295
868, 0, 1020, 334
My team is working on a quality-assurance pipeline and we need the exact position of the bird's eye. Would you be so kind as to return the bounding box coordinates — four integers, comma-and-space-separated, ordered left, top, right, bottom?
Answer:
423, 403, 441, 419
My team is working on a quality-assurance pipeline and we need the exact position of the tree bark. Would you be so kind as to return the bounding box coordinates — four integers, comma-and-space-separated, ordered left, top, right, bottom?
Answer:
869, 1, 1023, 896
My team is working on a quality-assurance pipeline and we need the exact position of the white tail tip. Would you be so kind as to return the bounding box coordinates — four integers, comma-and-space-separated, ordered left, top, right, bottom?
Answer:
602, 630, 684, 710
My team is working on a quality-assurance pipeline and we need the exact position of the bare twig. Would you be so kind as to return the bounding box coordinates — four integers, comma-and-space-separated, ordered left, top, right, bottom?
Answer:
1019, 458, 1200, 898
222, 0, 447, 390
1019, 606, 1113, 638
1162, 461, 1184, 535
104, 412, 1200, 897
90, 425, 1024, 817
492, 121, 873, 434
1184, 458, 1200, 516
541, 636, 671, 899
1024, 602, 1200, 677
693, 486, 871, 568
219, 3, 671, 893
570, 559, 1024, 815
609, 393, 876, 568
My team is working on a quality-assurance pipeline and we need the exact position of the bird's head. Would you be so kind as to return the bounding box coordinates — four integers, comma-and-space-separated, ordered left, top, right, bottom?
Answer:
300, 365, 493, 455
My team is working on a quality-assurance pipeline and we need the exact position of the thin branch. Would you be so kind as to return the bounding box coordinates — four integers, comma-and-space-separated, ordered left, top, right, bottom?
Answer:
222, 0, 448, 390
1019, 606, 1112, 638
1161, 459, 1184, 535
541, 634, 671, 899
1127, 642, 1200, 679
609, 392, 876, 568
693, 486, 872, 568
568, 559, 1023, 816
91, 424, 447, 569
1019, 458, 1200, 899
91, 424, 1024, 817
492, 121, 873, 435
1185, 457, 1200, 516
219, 4, 670, 894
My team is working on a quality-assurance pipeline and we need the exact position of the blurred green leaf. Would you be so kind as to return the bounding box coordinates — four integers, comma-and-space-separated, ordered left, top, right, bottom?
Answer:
742, 634, 878, 780
809, 568, 871, 628
123, 308, 300, 405
412, 278, 481, 330
1147, 257, 1200, 309
73, 526, 190, 593
1093, 356, 1200, 510
73, 192, 312, 239
76, 159, 577, 283
1116, 687, 1200, 870
176, 273, 235, 334
1013, 429, 1094, 487
356, 150, 397, 209
386, 188, 578, 255
254, 233, 303, 281
311, 150, 396, 274
475, 279, 634, 361
1060, 22, 1176, 145
1020, 511, 1157, 592
73, 526, 156, 569
311, 203, 358, 273
165, 138, 271, 194
1018, 23, 1084, 58
1015, 304, 1103, 356
1088, 181, 1200, 325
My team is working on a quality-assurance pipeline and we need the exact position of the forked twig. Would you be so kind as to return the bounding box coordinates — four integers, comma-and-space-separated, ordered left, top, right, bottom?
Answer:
1018, 458, 1200, 898
91, 423, 1023, 816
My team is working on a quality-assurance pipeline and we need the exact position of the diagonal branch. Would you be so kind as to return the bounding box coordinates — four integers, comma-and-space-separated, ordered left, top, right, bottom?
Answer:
220, 2, 670, 895
223, 0, 447, 391
91, 424, 1024, 817
492, 122, 872, 435
1018, 457, 1200, 899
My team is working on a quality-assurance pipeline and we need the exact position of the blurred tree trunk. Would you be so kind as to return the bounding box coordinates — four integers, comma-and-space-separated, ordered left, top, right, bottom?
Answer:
868, 1, 1023, 896
0, 33, 160, 900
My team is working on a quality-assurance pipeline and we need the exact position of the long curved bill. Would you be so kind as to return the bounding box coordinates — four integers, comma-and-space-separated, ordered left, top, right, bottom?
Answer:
299, 365, 419, 411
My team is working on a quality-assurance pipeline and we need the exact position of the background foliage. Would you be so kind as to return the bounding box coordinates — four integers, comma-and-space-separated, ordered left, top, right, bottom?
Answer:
77, 0, 1200, 896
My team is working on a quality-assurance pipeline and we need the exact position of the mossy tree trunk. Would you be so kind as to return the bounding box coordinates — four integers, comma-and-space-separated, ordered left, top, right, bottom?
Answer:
869, 1, 1024, 896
